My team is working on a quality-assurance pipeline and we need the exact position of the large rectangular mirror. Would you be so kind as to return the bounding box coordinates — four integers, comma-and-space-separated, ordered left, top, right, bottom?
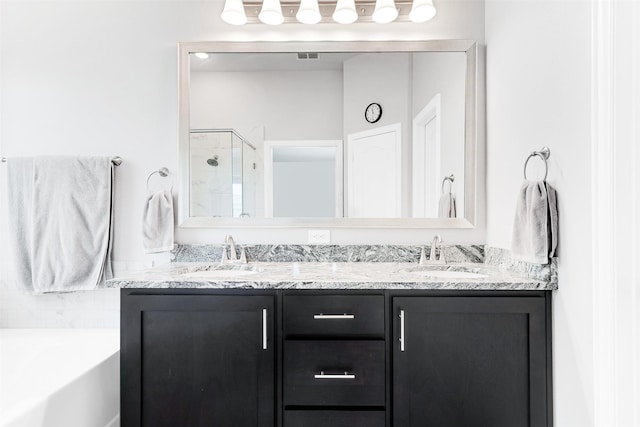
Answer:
178, 40, 477, 228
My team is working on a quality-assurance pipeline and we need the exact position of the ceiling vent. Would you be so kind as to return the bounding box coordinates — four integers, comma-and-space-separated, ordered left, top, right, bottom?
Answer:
297, 52, 320, 60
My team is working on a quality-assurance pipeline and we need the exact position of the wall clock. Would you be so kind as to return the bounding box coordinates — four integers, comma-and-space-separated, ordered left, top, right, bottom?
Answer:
365, 102, 382, 123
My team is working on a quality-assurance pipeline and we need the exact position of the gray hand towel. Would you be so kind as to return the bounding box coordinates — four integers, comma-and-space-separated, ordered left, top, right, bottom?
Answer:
142, 190, 174, 253
7, 156, 115, 293
511, 180, 558, 264
438, 193, 457, 218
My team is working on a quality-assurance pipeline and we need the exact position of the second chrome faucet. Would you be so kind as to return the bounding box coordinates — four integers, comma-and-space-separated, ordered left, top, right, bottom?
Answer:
222, 235, 247, 264
420, 235, 446, 265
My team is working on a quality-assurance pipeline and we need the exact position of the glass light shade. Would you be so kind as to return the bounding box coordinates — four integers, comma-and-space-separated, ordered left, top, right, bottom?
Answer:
372, 0, 398, 23
259, 0, 284, 25
332, 0, 358, 24
297, 0, 322, 24
221, 0, 248, 25
409, 0, 436, 23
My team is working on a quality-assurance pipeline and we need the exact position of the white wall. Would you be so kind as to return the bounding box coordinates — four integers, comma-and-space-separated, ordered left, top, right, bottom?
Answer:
0, 0, 484, 328
190, 70, 344, 140
485, 1, 593, 425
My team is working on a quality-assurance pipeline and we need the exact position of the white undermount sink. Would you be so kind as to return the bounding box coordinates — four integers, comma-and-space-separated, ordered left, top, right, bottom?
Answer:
181, 265, 263, 280
403, 267, 489, 280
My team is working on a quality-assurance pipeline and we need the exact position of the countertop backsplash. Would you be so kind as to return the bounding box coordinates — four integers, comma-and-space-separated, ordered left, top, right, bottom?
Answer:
171, 244, 485, 264
484, 246, 558, 286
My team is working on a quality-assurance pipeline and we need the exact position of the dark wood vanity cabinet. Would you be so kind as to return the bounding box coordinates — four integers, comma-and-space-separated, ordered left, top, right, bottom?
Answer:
120, 290, 275, 427
392, 294, 552, 427
121, 290, 552, 427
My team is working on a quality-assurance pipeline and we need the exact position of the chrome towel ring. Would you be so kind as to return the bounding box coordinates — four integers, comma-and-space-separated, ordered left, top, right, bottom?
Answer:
523, 146, 551, 181
442, 174, 455, 194
147, 167, 173, 193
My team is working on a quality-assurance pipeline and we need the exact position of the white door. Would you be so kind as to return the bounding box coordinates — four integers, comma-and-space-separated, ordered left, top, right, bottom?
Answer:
263, 140, 343, 218
346, 123, 402, 218
412, 94, 441, 217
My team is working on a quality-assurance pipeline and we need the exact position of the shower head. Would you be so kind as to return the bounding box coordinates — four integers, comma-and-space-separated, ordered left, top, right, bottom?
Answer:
207, 155, 219, 167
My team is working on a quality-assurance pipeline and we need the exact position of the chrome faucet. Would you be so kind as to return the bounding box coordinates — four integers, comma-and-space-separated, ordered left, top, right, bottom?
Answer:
420, 235, 446, 265
222, 235, 247, 264
224, 235, 237, 261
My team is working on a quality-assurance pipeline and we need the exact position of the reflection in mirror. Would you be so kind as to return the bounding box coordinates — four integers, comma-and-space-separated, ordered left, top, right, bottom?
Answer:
179, 41, 477, 228
189, 129, 257, 218
264, 140, 343, 218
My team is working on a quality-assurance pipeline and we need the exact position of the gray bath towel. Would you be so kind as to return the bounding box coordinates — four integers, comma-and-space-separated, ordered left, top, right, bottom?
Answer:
7, 156, 114, 293
511, 180, 558, 264
438, 193, 457, 218
6, 158, 35, 291
142, 190, 174, 253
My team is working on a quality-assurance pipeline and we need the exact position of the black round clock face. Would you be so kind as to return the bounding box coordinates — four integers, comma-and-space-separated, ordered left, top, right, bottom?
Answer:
365, 102, 382, 123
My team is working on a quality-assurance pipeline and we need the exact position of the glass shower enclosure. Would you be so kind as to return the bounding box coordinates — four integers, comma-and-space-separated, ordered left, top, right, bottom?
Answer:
189, 129, 257, 218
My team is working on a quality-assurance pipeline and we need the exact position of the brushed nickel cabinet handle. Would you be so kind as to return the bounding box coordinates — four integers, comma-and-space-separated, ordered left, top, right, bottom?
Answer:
262, 308, 267, 350
314, 371, 356, 379
313, 313, 355, 319
399, 309, 405, 352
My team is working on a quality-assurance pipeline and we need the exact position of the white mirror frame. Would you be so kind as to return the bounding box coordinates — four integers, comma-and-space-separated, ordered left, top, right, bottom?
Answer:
178, 40, 477, 228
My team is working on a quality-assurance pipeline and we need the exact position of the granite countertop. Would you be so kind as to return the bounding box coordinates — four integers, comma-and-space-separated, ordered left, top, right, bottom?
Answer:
106, 261, 556, 291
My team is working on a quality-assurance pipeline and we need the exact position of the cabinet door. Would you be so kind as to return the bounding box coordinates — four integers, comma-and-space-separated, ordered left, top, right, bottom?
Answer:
121, 294, 275, 427
393, 296, 549, 427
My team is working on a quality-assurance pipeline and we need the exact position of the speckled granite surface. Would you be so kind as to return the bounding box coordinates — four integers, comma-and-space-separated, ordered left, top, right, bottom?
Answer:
484, 246, 558, 286
106, 261, 556, 291
107, 244, 558, 291
171, 244, 484, 264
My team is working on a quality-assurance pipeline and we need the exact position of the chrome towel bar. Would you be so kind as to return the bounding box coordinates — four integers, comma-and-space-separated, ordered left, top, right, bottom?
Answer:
1, 156, 122, 166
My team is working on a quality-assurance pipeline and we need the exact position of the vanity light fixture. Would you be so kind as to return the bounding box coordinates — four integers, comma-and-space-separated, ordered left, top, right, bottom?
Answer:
258, 0, 285, 24
332, 0, 358, 23
221, 0, 248, 25
408, 0, 435, 23
372, 0, 398, 23
221, 0, 436, 24
297, 0, 322, 23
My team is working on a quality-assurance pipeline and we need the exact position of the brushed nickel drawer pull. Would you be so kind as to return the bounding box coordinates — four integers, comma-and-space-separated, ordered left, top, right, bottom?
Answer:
314, 371, 356, 379
313, 313, 355, 319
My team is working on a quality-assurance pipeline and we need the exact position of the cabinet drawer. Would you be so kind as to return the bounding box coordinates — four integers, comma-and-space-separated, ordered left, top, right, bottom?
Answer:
283, 340, 385, 406
283, 295, 384, 338
285, 410, 385, 427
